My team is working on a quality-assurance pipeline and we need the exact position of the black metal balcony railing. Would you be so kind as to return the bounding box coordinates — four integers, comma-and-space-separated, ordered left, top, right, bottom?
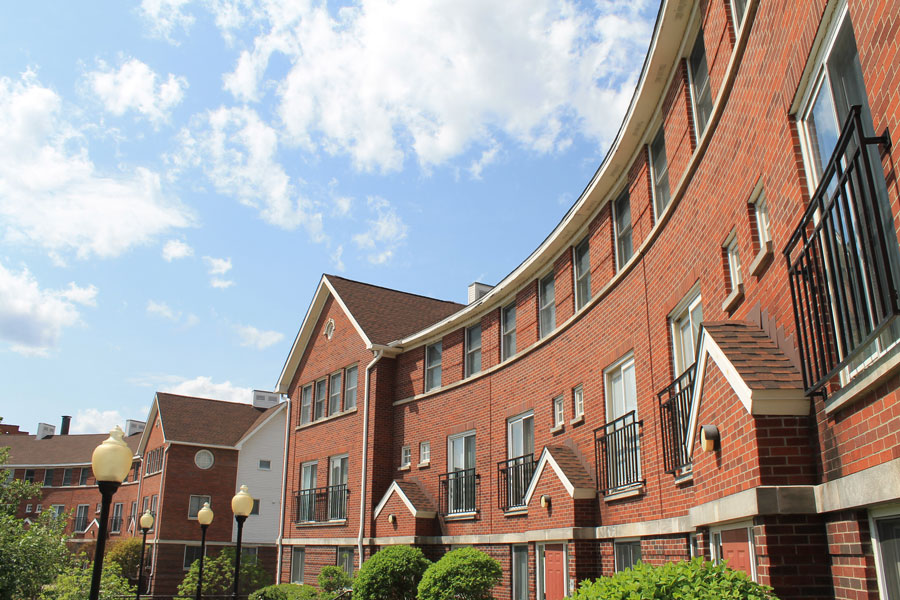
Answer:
439, 468, 479, 515
658, 364, 696, 474
594, 411, 644, 493
498, 454, 536, 511
785, 105, 900, 395
293, 484, 349, 523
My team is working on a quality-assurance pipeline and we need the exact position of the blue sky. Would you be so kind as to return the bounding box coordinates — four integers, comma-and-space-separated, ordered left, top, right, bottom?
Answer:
0, 0, 657, 434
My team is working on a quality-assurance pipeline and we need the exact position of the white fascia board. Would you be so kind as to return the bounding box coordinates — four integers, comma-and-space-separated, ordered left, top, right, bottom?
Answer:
136, 397, 161, 456
523, 449, 596, 507
373, 481, 436, 519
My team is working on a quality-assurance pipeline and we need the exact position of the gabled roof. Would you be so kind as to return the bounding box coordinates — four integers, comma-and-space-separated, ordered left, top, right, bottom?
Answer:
373, 480, 437, 519
2, 431, 141, 467
523, 445, 597, 506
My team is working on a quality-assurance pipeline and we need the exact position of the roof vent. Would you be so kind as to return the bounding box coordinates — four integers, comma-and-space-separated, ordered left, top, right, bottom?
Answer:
36, 423, 56, 440
467, 282, 494, 304
252, 390, 280, 409
125, 420, 146, 437
60, 415, 71, 435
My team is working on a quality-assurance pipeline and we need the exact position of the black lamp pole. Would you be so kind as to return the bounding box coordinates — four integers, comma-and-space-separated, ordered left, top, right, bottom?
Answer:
232, 515, 247, 600
196, 523, 209, 600
89, 480, 120, 600
136, 524, 150, 600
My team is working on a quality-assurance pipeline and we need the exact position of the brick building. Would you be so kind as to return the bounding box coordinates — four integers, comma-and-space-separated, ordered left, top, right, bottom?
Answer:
273, 1, 900, 599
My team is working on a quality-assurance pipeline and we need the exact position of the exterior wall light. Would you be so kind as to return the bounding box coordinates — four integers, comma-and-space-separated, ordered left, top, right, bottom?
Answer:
388, 513, 396, 524
700, 425, 720, 452
540, 494, 551, 508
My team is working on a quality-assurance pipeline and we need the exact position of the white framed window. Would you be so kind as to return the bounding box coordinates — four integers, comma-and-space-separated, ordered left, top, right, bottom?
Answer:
688, 30, 714, 136
604, 354, 640, 491
24, 469, 35, 483
291, 547, 306, 583
344, 365, 358, 411
614, 191, 633, 269
731, 0, 749, 32
512, 545, 529, 600
35, 504, 42, 514
74, 504, 90, 532
574, 236, 591, 310
507, 412, 534, 461
184, 545, 204, 570
25, 503, 33, 513
447, 431, 477, 514
241, 546, 259, 565
506, 412, 534, 509
314, 379, 327, 420
870, 505, 900, 599
573, 384, 585, 420
748, 184, 772, 260
62, 468, 73, 486
650, 127, 671, 218
298, 461, 318, 522
425, 341, 442, 391
614, 540, 642, 571
188, 495, 211, 519
502, 304, 517, 360
328, 455, 349, 520
50, 504, 65, 518
111, 503, 123, 533
300, 384, 313, 425
605, 355, 637, 422
79, 468, 89, 486
723, 232, 743, 305
401, 445, 412, 468
43, 469, 54, 486
419, 441, 431, 465
329, 371, 343, 416
671, 288, 704, 376
539, 273, 556, 338
552, 396, 565, 428
465, 323, 482, 377
96, 502, 102, 514
258, 459, 271, 470
337, 547, 355, 576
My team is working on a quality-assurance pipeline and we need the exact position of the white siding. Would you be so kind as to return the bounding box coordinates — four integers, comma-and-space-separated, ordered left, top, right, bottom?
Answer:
233, 406, 286, 544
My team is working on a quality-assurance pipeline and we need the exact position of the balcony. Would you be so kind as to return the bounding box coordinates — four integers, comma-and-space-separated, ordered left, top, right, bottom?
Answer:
594, 411, 643, 494
657, 364, 696, 474
784, 105, 900, 395
293, 484, 349, 523
439, 468, 480, 515
498, 454, 536, 511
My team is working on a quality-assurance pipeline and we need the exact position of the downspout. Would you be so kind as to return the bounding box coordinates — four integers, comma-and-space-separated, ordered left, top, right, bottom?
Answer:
276, 395, 291, 582
358, 350, 384, 568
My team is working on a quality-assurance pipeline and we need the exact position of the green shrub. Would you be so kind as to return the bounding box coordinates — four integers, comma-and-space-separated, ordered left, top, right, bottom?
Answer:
249, 583, 319, 600
105, 537, 143, 582
40, 560, 135, 600
417, 547, 502, 600
570, 558, 778, 600
318, 565, 352, 598
352, 545, 431, 600
176, 547, 270, 598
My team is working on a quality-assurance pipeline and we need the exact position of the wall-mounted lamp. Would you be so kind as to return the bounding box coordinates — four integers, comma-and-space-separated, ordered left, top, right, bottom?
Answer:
540, 494, 551, 509
700, 425, 720, 452
388, 513, 396, 524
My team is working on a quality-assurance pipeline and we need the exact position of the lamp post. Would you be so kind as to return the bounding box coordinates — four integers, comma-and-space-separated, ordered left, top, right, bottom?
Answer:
196, 502, 214, 600
231, 485, 253, 600
89, 426, 133, 600
136, 510, 154, 600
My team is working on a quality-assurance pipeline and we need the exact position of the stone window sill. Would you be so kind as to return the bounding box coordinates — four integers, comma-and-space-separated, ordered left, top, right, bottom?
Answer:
749, 241, 774, 278
603, 484, 645, 503
550, 424, 564, 435
721, 283, 745, 314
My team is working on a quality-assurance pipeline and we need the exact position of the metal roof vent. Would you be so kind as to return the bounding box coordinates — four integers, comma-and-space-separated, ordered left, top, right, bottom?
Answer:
252, 390, 280, 409
36, 423, 55, 440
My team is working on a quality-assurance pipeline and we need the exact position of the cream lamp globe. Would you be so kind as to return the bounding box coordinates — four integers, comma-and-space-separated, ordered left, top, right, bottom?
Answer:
140, 510, 155, 530
232, 485, 253, 517
91, 426, 133, 483
198, 502, 214, 526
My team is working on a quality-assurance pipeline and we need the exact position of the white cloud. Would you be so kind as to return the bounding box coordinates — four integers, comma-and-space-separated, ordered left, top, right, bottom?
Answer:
210, 277, 234, 289
0, 260, 97, 356
235, 324, 284, 350
333, 196, 352, 217
468, 140, 501, 180
161, 375, 252, 404
87, 58, 188, 126
353, 196, 408, 265
162, 239, 193, 261
0, 71, 193, 261
71, 408, 125, 434
146, 299, 177, 321
138, 0, 195, 42
203, 255, 232, 275
331, 244, 345, 271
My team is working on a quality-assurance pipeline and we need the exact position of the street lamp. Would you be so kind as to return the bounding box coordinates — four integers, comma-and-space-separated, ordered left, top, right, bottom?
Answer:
196, 502, 214, 600
89, 426, 133, 600
231, 485, 253, 600
136, 510, 154, 600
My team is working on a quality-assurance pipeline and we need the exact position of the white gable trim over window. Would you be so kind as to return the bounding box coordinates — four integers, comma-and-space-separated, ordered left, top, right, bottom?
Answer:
522, 447, 596, 506
372, 481, 436, 519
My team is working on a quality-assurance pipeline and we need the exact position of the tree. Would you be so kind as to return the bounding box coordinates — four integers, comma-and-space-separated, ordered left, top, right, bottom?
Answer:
177, 547, 270, 598
417, 547, 501, 600
352, 545, 431, 600
318, 565, 352, 599
106, 537, 143, 582
0, 444, 43, 516
40, 559, 135, 600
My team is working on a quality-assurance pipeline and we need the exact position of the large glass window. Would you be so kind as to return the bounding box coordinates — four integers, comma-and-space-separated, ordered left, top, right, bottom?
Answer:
650, 127, 671, 217
300, 384, 312, 424
876, 515, 900, 599
314, 379, 327, 420
74, 504, 89, 532
465, 324, 482, 377
184, 546, 204, 570
425, 341, 442, 391
43, 468, 54, 486
291, 547, 306, 584
672, 292, 704, 376
337, 547, 354, 577
502, 304, 517, 360
539, 273, 556, 338
512, 545, 529, 600
344, 366, 358, 411
505, 413, 534, 509
188, 495, 211, 519
604, 355, 640, 491
328, 456, 348, 520
689, 31, 714, 135
447, 431, 476, 513
298, 462, 317, 522
329, 371, 342, 416
614, 191, 633, 269
615, 541, 642, 571
574, 237, 591, 309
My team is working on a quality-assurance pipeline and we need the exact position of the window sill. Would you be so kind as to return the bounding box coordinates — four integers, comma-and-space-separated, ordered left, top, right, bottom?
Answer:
825, 341, 900, 415
296, 407, 358, 430
603, 484, 645, 503
443, 511, 478, 521
504, 507, 528, 516
550, 424, 565, 435
673, 470, 694, 486
721, 283, 745, 314
417, 461, 430, 469
397, 465, 410, 472
294, 519, 348, 527
569, 415, 585, 426
749, 241, 774, 278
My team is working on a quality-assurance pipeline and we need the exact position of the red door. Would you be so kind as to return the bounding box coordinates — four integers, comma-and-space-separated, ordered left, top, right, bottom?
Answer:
544, 544, 566, 600
721, 528, 753, 576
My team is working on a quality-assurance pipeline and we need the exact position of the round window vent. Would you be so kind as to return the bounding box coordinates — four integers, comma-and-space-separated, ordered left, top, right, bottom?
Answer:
194, 449, 214, 470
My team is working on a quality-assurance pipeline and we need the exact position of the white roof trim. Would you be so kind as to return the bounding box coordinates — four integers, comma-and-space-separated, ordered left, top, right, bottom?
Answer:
136, 397, 164, 456
522, 448, 596, 507
685, 327, 808, 459
235, 402, 286, 449
373, 481, 436, 519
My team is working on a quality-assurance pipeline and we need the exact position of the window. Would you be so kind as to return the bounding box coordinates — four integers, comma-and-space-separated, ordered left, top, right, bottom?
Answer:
291, 547, 306, 584
241, 547, 259, 565
43, 469, 54, 486
329, 371, 342, 416
328, 455, 349, 520
188, 495, 211, 519
873, 513, 900, 599
505, 412, 534, 509
573, 384, 585, 420
75, 504, 89, 532
419, 441, 431, 465
400, 446, 411, 468
111, 503, 123, 533
574, 236, 591, 309
194, 449, 214, 470
425, 341, 442, 391
50, 504, 65, 518
502, 304, 517, 360
184, 546, 204, 570
731, 0, 748, 31
615, 541, 642, 571
251, 499, 260, 515
344, 365, 358, 411
512, 545, 529, 600
465, 324, 482, 377
689, 30, 714, 135
314, 379, 327, 420
447, 431, 476, 514
539, 273, 556, 338
723, 232, 743, 311
300, 384, 312, 424
25, 503, 33, 513
150, 495, 158, 530
552, 396, 565, 428
96, 502, 102, 514
35, 504, 42, 513
298, 462, 317, 522
751, 189, 771, 248
145, 447, 164, 474
62, 468, 73, 486
258, 459, 271, 470
604, 354, 641, 491
24, 469, 35, 483
508, 412, 534, 461
650, 127, 671, 217
672, 291, 704, 376
614, 191, 633, 269
79, 468, 89, 486
337, 547, 354, 577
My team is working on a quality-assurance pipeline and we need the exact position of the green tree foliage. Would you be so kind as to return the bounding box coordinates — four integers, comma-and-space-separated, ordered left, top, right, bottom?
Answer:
40, 559, 135, 600
417, 547, 502, 600
0, 445, 43, 516
352, 545, 431, 600
569, 558, 778, 600
249, 583, 319, 600
176, 547, 270, 598
318, 565, 352, 598
105, 537, 143, 582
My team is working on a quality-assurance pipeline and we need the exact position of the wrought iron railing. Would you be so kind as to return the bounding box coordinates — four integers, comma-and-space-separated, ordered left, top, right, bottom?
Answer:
293, 484, 349, 523
498, 454, 536, 510
439, 468, 479, 514
594, 411, 644, 493
658, 364, 696, 474
784, 105, 899, 395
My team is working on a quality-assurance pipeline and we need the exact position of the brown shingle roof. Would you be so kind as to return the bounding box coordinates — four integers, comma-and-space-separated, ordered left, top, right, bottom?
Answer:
545, 445, 594, 490
2, 431, 141, 466
156, 393, 276, 447
703, 321, 803, 390
327, 275, 464, 345
395, 480, 435, 513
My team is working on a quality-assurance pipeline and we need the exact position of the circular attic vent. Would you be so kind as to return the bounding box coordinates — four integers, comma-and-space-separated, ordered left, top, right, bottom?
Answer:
194, 449, 214, 470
